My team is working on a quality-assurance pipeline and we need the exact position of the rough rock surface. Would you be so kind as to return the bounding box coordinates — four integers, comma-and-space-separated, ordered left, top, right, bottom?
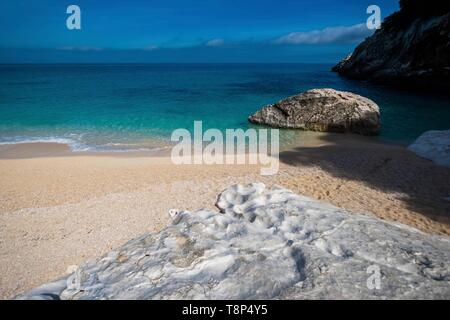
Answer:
248, 89, 380, 136
18, 183, 450, 300
332, 1, 450, 92
408, 130, 450, 167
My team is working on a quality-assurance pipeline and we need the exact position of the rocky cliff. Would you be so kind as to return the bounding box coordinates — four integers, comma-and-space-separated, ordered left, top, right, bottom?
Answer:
333, 1, 450, 92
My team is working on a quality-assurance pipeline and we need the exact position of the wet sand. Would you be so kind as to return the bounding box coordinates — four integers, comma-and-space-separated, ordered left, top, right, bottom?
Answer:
0, 135, 449, 299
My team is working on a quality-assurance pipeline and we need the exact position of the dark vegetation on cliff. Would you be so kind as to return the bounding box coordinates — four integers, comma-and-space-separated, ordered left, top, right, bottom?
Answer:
383, 0, 450, 29
333, 0, 450, 93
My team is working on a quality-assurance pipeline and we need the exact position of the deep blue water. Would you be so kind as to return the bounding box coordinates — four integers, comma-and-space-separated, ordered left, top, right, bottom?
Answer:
0, 64, 449, 151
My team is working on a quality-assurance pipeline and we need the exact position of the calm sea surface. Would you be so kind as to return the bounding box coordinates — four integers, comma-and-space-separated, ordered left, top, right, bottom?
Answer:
1, 64, 449, 151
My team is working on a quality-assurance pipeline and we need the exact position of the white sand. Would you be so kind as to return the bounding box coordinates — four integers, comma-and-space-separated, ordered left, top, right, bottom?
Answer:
1, 135, 449, 299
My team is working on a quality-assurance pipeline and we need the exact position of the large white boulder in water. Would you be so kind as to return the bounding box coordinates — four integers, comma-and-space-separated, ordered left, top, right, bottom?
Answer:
248, 89, 380, 136
408, 130, 450, 167
18, 183, 450, 300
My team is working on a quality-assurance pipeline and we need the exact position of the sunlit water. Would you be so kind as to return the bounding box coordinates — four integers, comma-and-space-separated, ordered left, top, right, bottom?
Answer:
1, 64, 449, 152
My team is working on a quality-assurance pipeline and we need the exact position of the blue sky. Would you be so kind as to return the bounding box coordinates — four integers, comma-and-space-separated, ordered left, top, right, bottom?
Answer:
0, 0, 399, 63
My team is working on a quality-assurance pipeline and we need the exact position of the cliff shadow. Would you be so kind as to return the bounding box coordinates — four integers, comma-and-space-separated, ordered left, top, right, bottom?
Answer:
279, 133, 450, 230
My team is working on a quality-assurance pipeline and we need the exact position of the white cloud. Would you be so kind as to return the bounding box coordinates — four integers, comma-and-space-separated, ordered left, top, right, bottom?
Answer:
275, 23, 373, 45
205, 38, 225, 47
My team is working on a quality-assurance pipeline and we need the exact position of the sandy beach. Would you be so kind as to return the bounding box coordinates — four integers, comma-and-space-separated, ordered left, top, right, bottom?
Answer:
1, 134, 449, 299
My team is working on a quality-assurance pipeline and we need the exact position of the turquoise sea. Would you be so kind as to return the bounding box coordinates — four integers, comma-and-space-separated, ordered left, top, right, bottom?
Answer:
0, 63, 449, 151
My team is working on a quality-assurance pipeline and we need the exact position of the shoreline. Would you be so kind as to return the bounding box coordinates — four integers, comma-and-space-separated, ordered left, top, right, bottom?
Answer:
0, 130, 393, 159
1, 134, 449, 299
0, 142, 173, 159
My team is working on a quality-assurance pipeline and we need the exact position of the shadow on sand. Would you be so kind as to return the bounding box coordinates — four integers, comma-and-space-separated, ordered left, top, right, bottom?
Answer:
279, 133, 450, 228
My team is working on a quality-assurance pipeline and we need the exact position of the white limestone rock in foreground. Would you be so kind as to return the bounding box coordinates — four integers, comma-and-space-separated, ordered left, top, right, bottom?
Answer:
408, 130, 450, 167
19, 183, 450, 300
